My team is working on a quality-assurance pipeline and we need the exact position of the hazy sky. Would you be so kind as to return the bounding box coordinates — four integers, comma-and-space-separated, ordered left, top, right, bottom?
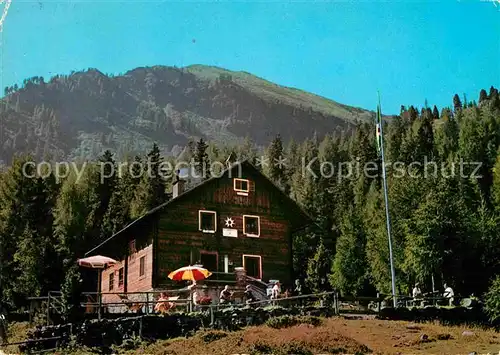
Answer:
1, 0, 499, 114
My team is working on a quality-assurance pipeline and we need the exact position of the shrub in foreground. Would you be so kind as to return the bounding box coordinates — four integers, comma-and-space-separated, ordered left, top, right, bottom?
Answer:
484, 275, 500, 322
265, 315, 322, 329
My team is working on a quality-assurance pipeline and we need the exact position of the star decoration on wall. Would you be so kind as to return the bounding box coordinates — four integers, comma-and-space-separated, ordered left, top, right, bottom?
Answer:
225, 217, 235, 228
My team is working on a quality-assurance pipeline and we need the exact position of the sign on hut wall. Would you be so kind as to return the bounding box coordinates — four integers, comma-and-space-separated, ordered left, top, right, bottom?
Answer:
223, 228, 238, 237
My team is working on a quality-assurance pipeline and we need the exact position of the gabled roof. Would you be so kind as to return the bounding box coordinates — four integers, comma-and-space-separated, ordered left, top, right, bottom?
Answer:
85, 159, 313, 256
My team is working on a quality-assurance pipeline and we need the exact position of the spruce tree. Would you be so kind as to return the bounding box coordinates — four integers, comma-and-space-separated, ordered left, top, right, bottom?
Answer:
194, 138, 210, 180
432, 105, 440, 120
305, 238, 331, 292
492, 149, 500, 211
330, 207, 368, 296
0, 156, 45, 306
266, 134, 286, 188
130, 144, 167, 218
87, 150, 116, 240
453, 94, 462, 114
479, 89, 488, 104
102, 158, 140, 237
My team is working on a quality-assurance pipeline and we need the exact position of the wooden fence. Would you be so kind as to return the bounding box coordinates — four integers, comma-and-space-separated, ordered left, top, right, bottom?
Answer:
24, 289, 477, 327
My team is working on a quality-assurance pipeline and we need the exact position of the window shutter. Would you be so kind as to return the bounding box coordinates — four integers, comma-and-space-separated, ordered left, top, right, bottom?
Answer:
249, 180, 255, 192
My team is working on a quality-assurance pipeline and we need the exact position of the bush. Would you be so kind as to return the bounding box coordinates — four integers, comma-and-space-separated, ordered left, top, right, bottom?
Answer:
484, 275, 500, 322
249, 340, 274, 354
200, 330, 228, 343
265, 315, 322, 329
249, 340, 313, 355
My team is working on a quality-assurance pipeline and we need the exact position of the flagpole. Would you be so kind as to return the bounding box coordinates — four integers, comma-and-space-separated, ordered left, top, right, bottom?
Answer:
377, 92, 397, 308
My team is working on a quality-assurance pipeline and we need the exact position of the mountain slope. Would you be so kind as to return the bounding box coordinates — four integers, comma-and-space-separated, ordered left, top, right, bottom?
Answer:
185, 65, 373, 122
0, 65, 376, 164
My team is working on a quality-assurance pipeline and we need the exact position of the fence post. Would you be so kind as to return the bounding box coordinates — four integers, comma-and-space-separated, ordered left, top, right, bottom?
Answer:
29, 299, 33, 325
145, 292, 149, 315
139, 316, 143, 339
210, 305, 214, 327
47, 293, 51, 326
98, 291, 102, 321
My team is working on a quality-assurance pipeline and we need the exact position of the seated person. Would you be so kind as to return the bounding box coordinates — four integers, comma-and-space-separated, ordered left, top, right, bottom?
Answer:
271, 282, 281, 299
244, 285, 257, 306
294, 279, 302, 296
198, 286, 212, 305
443, 283, 454, 306
192, 288, 201, 306
412, 283, 423, 307
219, 285, 233, 305
155, 292, 175, 313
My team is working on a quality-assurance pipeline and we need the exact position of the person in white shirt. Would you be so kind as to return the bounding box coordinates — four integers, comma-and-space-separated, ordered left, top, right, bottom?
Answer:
219, 285, 233, 305
412, 283, 422, 306
412, 283, 422, 298
443, 283, 454, 306
271, 281, 281, 300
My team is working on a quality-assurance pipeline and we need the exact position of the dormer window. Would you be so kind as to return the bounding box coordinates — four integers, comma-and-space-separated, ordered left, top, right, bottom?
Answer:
234, 178, 249, 196
199, 210, 217, 233
243, 215, 260, 237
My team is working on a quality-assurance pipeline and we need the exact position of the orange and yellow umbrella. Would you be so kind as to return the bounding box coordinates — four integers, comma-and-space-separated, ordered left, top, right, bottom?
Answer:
168, 265, 212, 281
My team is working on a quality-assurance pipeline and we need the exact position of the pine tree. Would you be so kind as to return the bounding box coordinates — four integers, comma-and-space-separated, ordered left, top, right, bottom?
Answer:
102, 161, 139, 237
237, 136, 258, 164
472, 200, 500, 293
414, 109, 435, 161
305, 238, 331, 292
453, 94, 462, 114
364, 181, 396, 294
87, 150, 116, 240
330, 207, 368, 296
292, 231, 318, 287
493, 149, 500, 211
53, 165, 95, 260
285, 139, 299, 190
386, 116, 407, 162
435, 119, 458, 162
402, 176, 471, 293
432, 105, 440, 120
12, 172, 61, 300
60, 263, 83, 322
194, 138, 210, 180
266, 134, 286, 188
479, 89, 488, 104
130, 144, 167, 218
0, 156, 45, 306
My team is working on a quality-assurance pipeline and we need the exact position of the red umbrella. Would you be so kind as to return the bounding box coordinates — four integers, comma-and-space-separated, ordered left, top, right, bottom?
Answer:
168, 265, 212, 282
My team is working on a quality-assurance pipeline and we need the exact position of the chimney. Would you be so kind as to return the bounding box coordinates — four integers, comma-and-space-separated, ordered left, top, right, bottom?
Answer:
172, 170, 185, 198
225, 152, 237, 169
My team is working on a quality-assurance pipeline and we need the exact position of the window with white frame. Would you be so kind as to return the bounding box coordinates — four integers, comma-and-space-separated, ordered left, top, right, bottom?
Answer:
199, 210, 217, 233
243, 215, 260, 237
233, 178, 250, 195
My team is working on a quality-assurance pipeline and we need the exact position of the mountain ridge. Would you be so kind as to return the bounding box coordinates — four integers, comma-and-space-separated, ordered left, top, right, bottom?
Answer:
0, 64, 381, 165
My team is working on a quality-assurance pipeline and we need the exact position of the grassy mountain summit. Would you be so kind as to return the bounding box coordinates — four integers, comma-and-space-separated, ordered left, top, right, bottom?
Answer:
0, 64, 377, 164
185, 64, 373, 122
